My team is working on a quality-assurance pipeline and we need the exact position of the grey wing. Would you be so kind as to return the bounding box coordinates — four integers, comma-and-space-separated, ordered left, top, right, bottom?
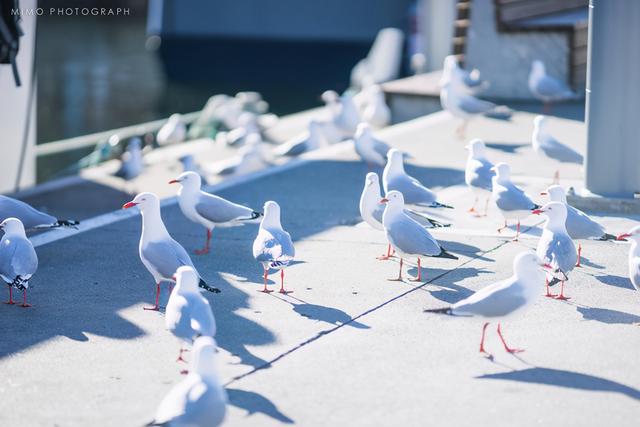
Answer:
543, 139, 583, 164
143, 240, 194, 279
387, 217, 442, 256
453, 278, 527, 317
373, 138, 392, 159
565, 206, 605, 240
536, 75, 573, 99
372, 204, 385, 224
0, 238, 37, 281
0, 195, 57, 228
390, 176, 436, 205
166, 296, 195, 339
544, 235, 577, 276
495, 184, 536, 211
467, 160, 494, 191
195, 193, 254, 223
253, 228, 295, 263
190, 296, 216, 337
458, 94, 496, 114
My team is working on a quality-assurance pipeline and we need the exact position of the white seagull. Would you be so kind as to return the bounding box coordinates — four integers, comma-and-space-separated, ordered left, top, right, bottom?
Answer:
528, 60, 575, 112
540, 185, 615, 266
440, 55, 489, 95
491, 162, 540, 240
383, 149, 453, 209
360, 173, 449, 260
440, 81, 502, 138
213, 133, 271, 176
465, 139, 494, 216
381, 191, 458, 282
353, 123, 393, 168
157, 113, 187, 146
123, 192, 220, 311
170, 172, 261, 254
533, 202, 577, 300
166, 266, 217, 363
361, 85, 391, 128
425, 252, 549, 356
147, 336, 227, 427
114, 137, 143, 181
253, 201, 295, 294
322, 90, 360, 138
532, 115, 583, 183
274, 120, 325, 157
0, 195, 79, 229
0, 218, 38, 307
616, 226, 640, 292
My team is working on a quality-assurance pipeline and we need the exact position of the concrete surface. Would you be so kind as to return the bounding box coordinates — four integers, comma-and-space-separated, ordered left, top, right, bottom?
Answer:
1, 110, 639, 426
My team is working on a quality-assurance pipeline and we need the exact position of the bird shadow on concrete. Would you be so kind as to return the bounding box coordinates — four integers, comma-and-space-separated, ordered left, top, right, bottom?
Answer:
412, 266, 491, 304
287, 301, 369, 329
577, 256, 605, 270
594, 274, 636, 290
576, 306, 640, 325
484, 142, 529, 154
477, 367, 640, 401
227, 388, 294, 424
437, 239, 496, 262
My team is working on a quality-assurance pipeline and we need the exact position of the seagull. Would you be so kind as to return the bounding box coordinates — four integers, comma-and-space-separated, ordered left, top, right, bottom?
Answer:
533, 202, 577, 300
0, 195, 79, 230
170, 172, 261, 254
323, 90, 360, 138
491, 163, 540, 240
156, 113, 187, 146
360, 173, 450, 260
353, 123, 393, 168
0, 218, 38, 307
383, 149, 453, 209
425, 252, 549, 356
274, 120, 325, 157
252, 201, 295, 294
123, 192, 220, 311
528, 60, 575, 112
465, 139, 494, 216
616, 226, 640, 292
361, 85, 391, 128
540, 185, 615, 266
532, 115, 583, 183
440, 81, 503, 138
166, 266, 217, 363
147, 336, 227, 427
381, 191, 458, 282
114, 137, 143, 181
440, 55, 489, 95
219, 112, 261, 147
213, 135, 271, 176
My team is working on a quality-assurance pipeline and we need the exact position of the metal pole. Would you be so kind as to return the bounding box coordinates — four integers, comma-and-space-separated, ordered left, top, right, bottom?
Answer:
584, 0, 640, 198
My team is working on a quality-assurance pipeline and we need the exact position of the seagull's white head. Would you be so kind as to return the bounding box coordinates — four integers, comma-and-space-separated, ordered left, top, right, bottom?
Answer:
380, 190, 405, 212
123, 192, 160, 212
531, 60, 545, 75
262, 200, 282, 229
465, 138, 487, 158
533, 115, 547, 130
365, 172, 379, 187
191, 336, 220, 379
321, 90, 339, 104
540, 185, 567, 204
617, 225, 640, 242
173, 266, 200, 294
0, 217, 26, 237
443, 55, 459, 72
386, 149, 404, 174
169, 171, 201, 190
355, 122, 371, 138
490, 162, 511, 181
513, 252, 550, 280
532, 202, 568, 229
168, 113, 182, 123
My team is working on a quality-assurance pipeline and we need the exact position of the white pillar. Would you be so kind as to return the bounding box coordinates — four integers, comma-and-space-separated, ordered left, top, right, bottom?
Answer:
419, 0, 456, 71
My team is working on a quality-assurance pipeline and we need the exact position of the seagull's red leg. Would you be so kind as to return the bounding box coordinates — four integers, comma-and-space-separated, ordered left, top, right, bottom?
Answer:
482, 196, 490, 217
468, 196, 478, 214
513, 221, 521, 241
545, 278, 557, 297
259, 268, 273, 293
195, 229, 212, 255
479, 322, 491, 356
144, 283, 161, 311
388, 258, 404, 281
278, 269, 292, 294
555, 281, 570, 300
575, 244, 582, 267
5, 286, 15, 305
497, 323, 524, 353
552, 170, 560, 185
410, 258, 423, 282
377, 244, 394, 260
497, 220, 508, 234
20, 290, 31, 308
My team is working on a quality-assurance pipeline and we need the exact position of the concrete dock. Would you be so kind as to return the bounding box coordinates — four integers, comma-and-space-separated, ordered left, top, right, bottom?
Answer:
1, 109, 639, 426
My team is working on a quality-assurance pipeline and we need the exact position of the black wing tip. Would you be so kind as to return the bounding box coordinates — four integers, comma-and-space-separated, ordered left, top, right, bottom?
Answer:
436, 249, 459, 260
435, 202, 454, 209
424, 307, 453, 315
55, 219, 80, 227
532, 204, 542, 210
252, 211, 263, 219
199, 279, 221, 293
548, 277, 561, 287
601, 233, 616, 241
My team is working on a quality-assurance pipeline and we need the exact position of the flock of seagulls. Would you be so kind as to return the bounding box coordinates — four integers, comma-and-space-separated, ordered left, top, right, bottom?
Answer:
0, 55, 636, 425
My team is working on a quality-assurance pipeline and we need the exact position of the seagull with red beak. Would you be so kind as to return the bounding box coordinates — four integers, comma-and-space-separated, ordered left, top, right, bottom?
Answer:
381, 191, 457, 282
426, 252, 551, 357
616, 226, 640, 292
169, 171, 261, 255
123, 192, 220, 311
533, 202, 577, 300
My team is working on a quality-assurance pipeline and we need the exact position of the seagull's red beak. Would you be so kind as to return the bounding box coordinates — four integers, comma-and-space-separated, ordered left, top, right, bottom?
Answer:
168, 179, 179, 184
617, 233, 631, 241
532, 209, 543, 215
539, 192, 548, 196
542, 263, 553, 270
122, 201, 138, 209
380, 198, 389, 204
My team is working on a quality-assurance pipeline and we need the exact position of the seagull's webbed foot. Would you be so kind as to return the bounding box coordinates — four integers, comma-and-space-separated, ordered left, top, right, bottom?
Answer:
278, 289, 293, 295
194, 248, 210, 255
